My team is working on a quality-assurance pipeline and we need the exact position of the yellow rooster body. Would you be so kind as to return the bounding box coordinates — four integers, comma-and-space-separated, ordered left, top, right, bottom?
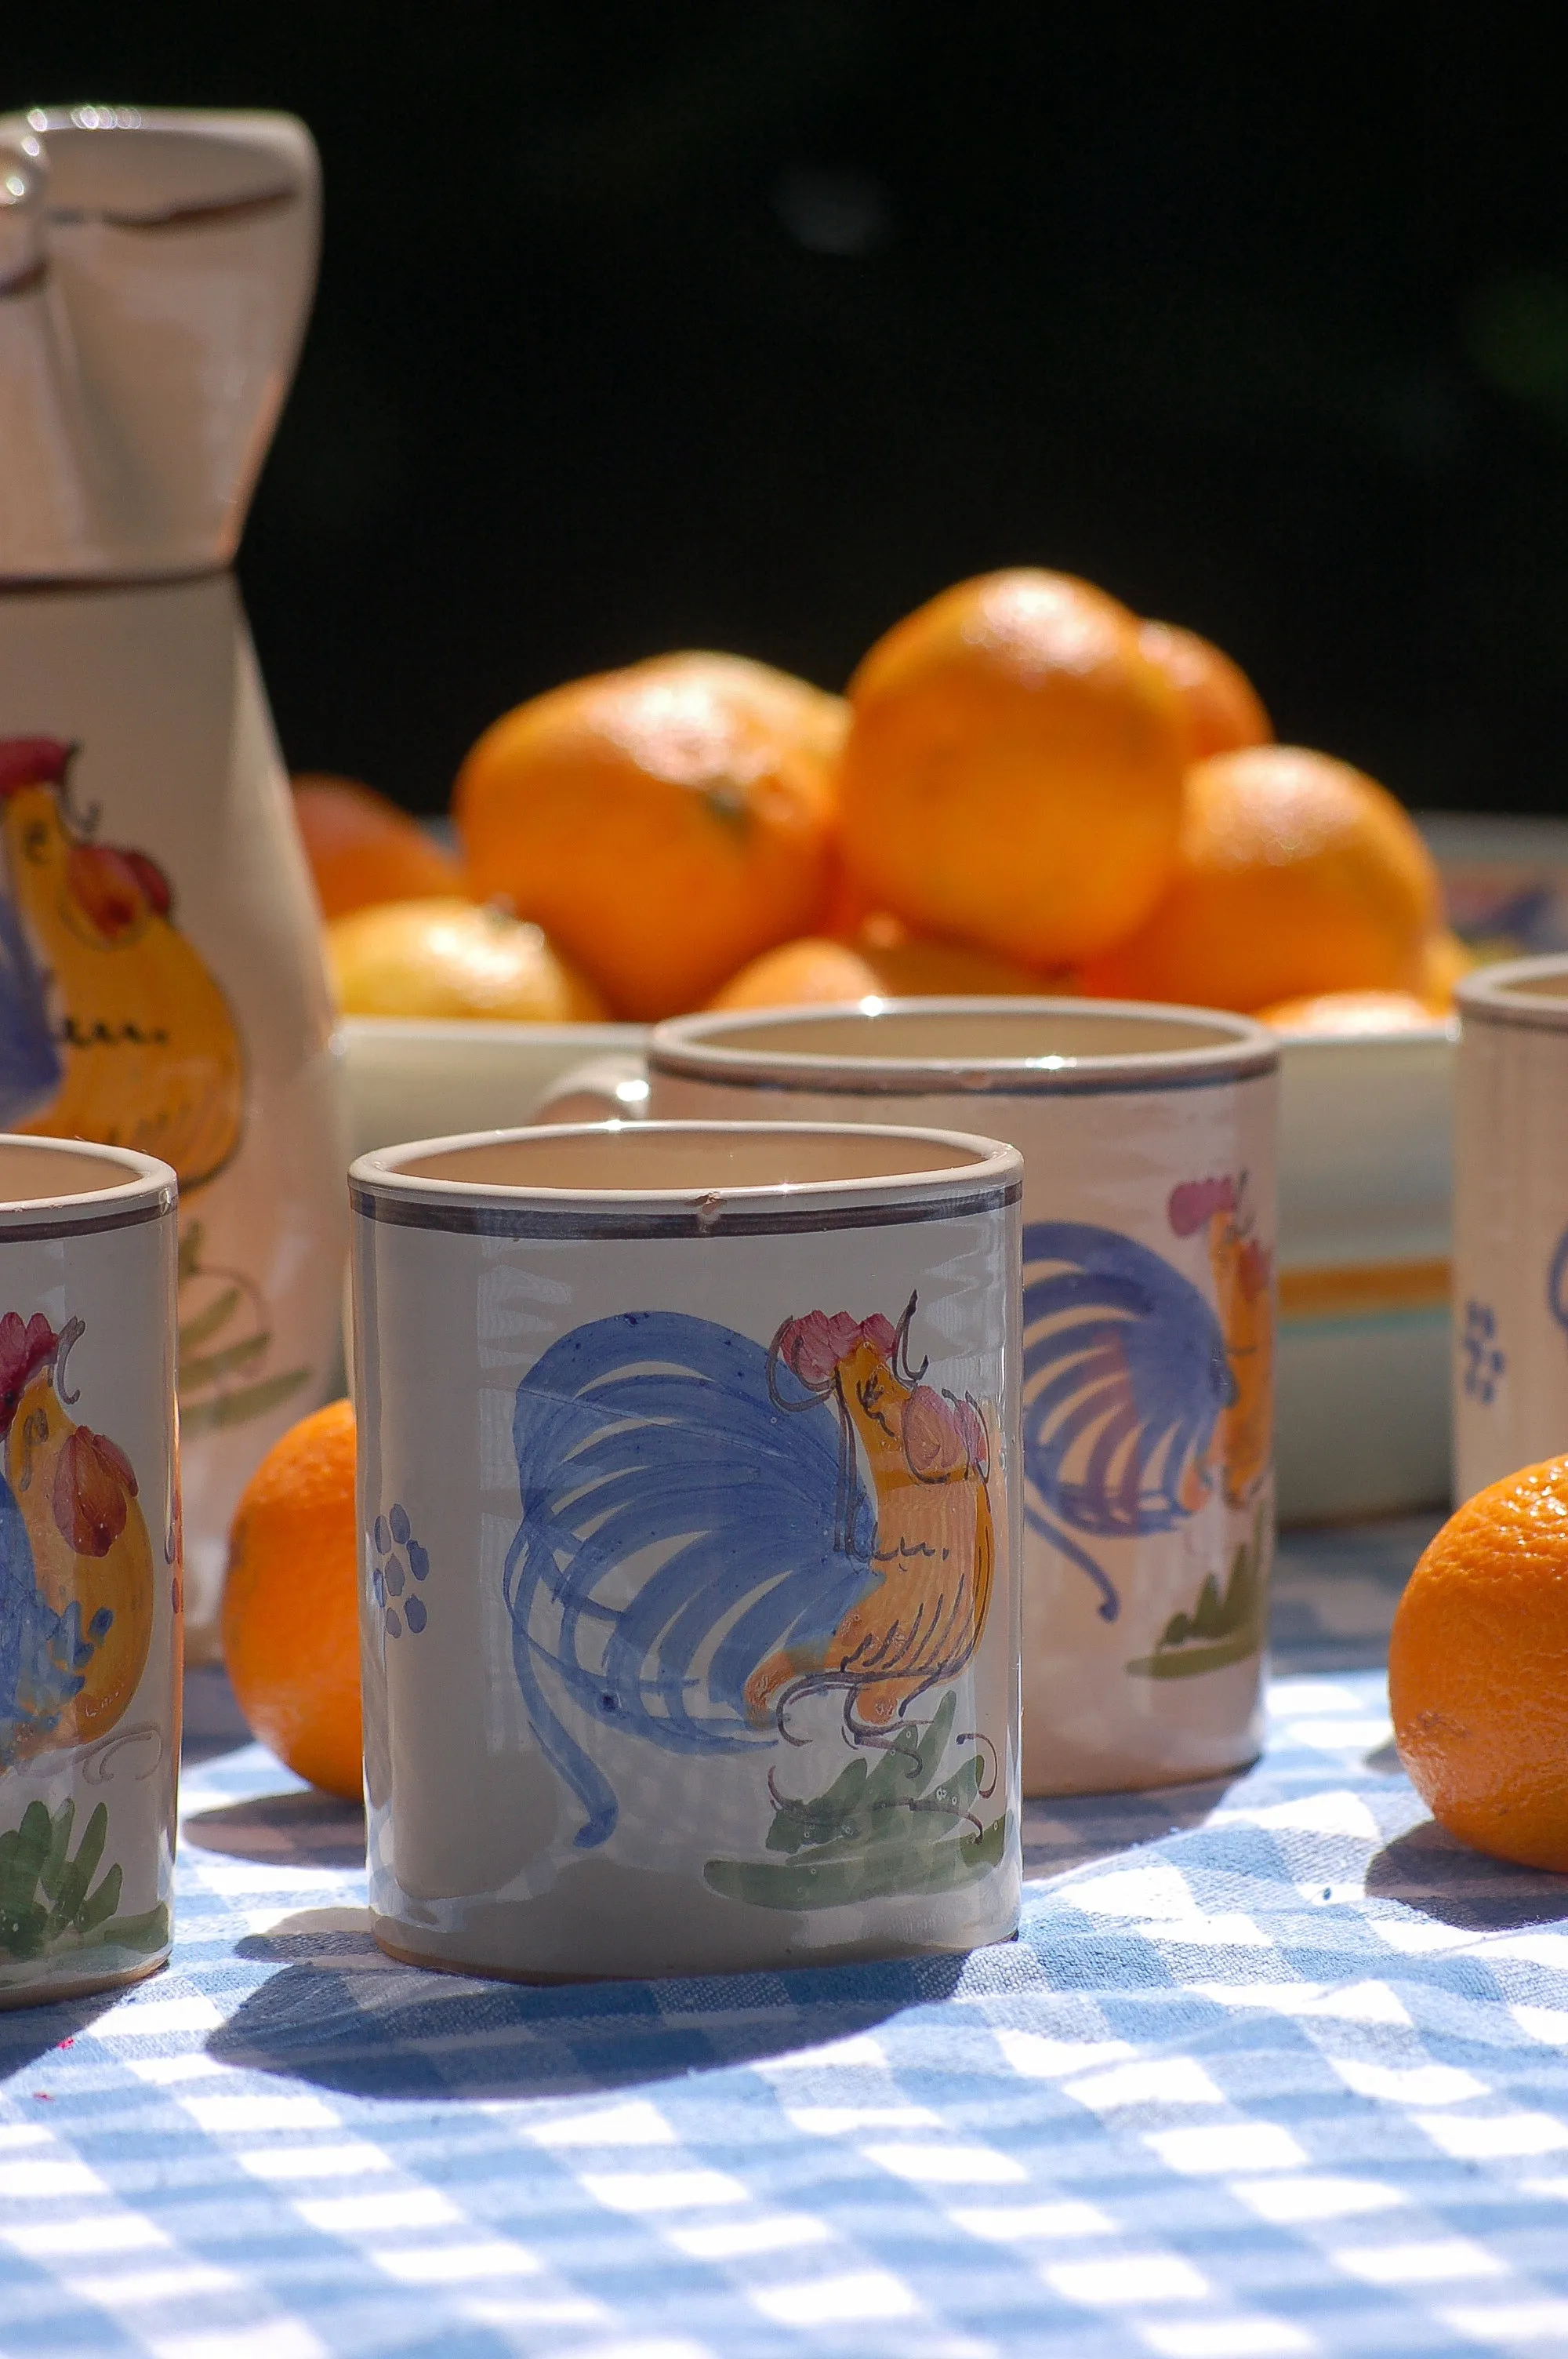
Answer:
1, 743, 242, 1190
1, 1313, 153, 1772
745, 1314, 994, 1730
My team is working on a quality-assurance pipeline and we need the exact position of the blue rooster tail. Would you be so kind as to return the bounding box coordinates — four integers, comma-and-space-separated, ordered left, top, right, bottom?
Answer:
502, 1521, 620, 1850
0, 894, 61, 1129
506, 1310, 876, 1849
1548, 1227, 1568, 1339
1024, 1501, 1122, 1622
1, 1474, 95, 1767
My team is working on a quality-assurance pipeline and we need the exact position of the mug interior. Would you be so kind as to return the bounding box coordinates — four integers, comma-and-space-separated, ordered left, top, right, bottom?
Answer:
0, 1138, 151, 1205
1457, 954, 1568, 1024
710, 1007, 1236, 1060
653, 1001, 1268, 1081
387, 1123, 998, 1194
1494, 971, 1568, 1003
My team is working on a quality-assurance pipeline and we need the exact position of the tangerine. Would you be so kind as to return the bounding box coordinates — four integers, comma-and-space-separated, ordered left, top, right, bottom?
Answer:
1080, 745, 1439, 1012
1256, 988, 1442, 1036
640, 650, 848, 768
327, 897, 606, 1021
709, 929, 1046, 1012
837, 569, 1186, 968
1390, 1456, 1568, 1872
222, 1399, 362, 1801
456, 655, 840, 1020
292, 774, 463, 920
1135, 620, 1272, 762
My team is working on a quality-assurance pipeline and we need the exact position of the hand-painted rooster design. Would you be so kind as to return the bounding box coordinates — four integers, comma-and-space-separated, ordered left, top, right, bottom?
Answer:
505, 1301, 993, 1849
0, 736, 243, 1188
1021, 1175, 1273, 1624
1169, 1173, 1273, 1508
1, 1312, 154, 1772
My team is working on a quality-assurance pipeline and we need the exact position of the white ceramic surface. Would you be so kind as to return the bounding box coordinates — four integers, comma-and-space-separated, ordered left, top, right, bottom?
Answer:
1273, 1023, 1454, 1521
646, 1002, 1278, 1798
0, 110, 347, 1656
339, 1018, 645, 1161
350, 1120, 1022, 1980
1453, 955, 1568, 1499
1, 1136, 179, 2006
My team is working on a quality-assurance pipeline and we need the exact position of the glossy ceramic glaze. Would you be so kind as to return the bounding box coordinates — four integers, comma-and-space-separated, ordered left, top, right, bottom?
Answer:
0, 1135, 180, 2006
1453, 956, 1568, 1499
350, 1120, 1022, 1980
0, 109, 348, 1654
647, 1001, 1279, 1797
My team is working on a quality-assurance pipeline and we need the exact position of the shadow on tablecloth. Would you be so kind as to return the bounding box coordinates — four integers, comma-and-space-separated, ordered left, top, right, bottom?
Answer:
1366, 1815, 1568, 1931
182, 1789, 368, 1871
206, 1914, 970, 2101
187, 1510, 1471, 2106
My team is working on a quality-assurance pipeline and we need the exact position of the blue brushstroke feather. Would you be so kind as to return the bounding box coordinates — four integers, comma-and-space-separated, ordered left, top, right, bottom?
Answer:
0, 892, 60, 1129
0, 1472, 96, 1769
1021, 1219, 1235, 1623
505, 1310, 877, 1848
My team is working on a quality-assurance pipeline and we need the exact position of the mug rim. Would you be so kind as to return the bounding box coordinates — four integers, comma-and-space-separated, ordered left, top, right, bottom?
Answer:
1457, 953, 1568, 1031
0, 1132, 177, 1238
648, 996, 1277, 1098
350, 1118, 1023, 1241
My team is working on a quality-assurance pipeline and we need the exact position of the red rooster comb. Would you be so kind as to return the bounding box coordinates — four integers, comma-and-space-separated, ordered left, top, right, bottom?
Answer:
1168, 1175, 1238, 1238
772, 1310, 900, 1394
0, 738, 75, 801
0, 1310, 62, 1437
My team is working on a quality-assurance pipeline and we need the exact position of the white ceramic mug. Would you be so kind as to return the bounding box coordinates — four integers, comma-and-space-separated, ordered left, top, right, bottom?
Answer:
1453, 955, 1568, 1500
1, 1136, 180, 2006
645, 1001, 1279, 1797
350, 1118, 1023, 1982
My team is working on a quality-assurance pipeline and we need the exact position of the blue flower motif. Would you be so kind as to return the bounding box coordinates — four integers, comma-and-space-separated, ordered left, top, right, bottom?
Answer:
371, 1504, 430, 1641
1461, 1299, 1504, 1405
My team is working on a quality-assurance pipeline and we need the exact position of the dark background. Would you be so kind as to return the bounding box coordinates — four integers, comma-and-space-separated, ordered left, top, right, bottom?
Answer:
9, 4, 1568, 816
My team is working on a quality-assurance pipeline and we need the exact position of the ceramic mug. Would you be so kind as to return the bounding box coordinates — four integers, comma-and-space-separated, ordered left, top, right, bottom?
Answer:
1453, 954, 1568, 1500
642, 1001, 1279, 1797
1, 1136, 180, 2007
350, 1118, 1023, 1982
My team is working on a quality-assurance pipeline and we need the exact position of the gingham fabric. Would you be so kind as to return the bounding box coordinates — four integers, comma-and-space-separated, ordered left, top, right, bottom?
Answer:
6, 1516, 1568, 2359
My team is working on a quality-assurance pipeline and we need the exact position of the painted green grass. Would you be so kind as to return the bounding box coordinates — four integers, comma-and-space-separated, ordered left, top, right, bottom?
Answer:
706, 1690, 1008, 1909
1, 1796, 167, 1964
1126, 1509, 1268, 1680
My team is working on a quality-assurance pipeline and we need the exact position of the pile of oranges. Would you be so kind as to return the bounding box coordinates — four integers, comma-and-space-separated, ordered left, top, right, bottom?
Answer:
300, 568, 1466, 1031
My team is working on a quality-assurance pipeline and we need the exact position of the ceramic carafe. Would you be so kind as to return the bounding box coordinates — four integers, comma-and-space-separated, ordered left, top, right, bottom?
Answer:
0, 105, 347, 1656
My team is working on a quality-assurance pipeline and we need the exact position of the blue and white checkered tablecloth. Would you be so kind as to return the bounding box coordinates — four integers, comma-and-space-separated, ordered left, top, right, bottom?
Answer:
7, 1514, 1568, 2359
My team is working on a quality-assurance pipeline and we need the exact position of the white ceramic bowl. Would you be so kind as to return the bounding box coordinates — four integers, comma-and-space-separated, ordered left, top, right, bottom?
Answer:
338, 1017, 647, 1162
1273, 1021, 1454, 1521
339, 1011, 1458, 1523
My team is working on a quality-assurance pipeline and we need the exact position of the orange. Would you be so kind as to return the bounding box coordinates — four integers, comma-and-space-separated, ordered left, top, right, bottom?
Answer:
455, 655, 840, 1020
292, 774, 463, 920
822, 856, 881, 943
1257, 988, 1442, 1037
326, 897, 606, 1021
222, 1399, 361, 1801
837, 569, 1187, 968
1420, 926, 1475, 1011
1136, 620, 1272, 762
1080, 746, 1440, 1012
709, 928, 1048, 1012
640, 650, 849, 769
1390, 1456, 1568, 1872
